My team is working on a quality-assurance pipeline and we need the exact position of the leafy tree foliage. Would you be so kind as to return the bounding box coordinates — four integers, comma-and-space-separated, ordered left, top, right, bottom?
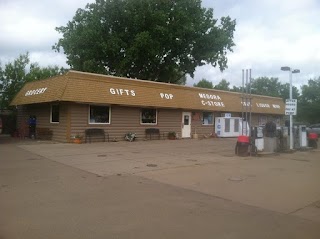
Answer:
53, 0, 236, 84
298, 77, 320, 124
250, 77, 299, 101
278, 82, 299, 102
0, 53, 65, 109
214, 79, 230, 90
251, 77, 281, 97
193, 78, 213, 89
231, 85, 241, 92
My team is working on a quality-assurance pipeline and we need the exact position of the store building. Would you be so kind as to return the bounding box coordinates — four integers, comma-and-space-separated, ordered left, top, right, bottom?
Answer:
10, 70, 285, 142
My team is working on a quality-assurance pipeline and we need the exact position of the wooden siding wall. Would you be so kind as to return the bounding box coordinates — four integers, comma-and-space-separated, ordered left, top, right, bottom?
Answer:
58, 104, 68, 142
65, 103, 287, 142
69, 103, 183, 141
70, 104, 281, 141
191, 111, 215, 137
17, 103, 284, 142
18, 103, 68, 142
16, 106, 28, 129
157, 108, 182, 138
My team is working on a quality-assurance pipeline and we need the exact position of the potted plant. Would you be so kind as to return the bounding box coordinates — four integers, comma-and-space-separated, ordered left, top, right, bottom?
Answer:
72, 134, 83, 144
168, 131, 176, 140
124, 132, 136, 142
193, 126, 198, 139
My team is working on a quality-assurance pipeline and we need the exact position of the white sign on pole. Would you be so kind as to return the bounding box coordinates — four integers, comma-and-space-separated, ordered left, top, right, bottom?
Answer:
285, 99, 297, 115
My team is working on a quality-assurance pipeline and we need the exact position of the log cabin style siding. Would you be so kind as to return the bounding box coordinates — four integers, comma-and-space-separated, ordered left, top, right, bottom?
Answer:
11, 70, 285, 142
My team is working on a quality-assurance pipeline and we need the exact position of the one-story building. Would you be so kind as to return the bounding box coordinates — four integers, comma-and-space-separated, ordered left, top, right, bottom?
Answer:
10, 70, 285, 142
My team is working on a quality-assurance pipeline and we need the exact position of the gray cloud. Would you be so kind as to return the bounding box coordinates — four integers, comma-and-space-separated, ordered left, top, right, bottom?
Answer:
189, 0, 320, 89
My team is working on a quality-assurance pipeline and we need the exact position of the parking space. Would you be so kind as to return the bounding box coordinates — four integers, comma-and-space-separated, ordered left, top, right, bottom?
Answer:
18, 138, 320, 220
1, 135, 320, 238
19, 138, 236, 176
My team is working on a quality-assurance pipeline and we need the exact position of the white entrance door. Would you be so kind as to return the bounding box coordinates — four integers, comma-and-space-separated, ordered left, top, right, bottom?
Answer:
181, 112, 191, 138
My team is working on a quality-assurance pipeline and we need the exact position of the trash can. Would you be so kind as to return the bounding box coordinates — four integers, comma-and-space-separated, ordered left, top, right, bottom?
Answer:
235, 135, 250, 156
308, 133, 318, 149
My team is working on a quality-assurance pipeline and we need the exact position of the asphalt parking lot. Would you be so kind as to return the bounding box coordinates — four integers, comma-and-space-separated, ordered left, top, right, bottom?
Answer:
1, 135, 320, 238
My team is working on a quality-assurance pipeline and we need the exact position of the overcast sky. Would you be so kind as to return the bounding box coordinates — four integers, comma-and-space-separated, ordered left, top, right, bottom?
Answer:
1, 0, 319, 89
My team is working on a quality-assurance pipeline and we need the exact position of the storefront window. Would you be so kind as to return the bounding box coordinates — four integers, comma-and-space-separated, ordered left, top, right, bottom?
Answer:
141, 109, 157, 124
89, 105, 110, 124
51, 104, 59, 123
234, 118, 239, 132
202, 112, 213, 125
225, 118, 230, 132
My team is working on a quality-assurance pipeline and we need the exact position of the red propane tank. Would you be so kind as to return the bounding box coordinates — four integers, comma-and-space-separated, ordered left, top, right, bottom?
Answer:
237, 135, 250, 143
308, 133, 318, 140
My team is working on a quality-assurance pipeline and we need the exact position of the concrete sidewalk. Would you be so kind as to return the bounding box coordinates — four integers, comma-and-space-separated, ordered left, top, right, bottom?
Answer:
1, 136, 320, 238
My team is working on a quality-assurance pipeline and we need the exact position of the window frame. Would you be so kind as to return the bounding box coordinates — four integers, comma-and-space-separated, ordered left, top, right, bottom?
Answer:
50, 104, 60, 124
202, 112, 214, 125
88, 105, 111, 125
140, 108, 157, 125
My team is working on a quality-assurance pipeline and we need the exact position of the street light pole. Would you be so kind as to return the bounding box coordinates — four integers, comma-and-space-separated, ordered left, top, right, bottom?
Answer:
289, 70, 293, 150
281, 66, 300, 150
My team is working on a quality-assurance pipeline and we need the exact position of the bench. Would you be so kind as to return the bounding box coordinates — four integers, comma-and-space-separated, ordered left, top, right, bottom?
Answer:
145, 128, 160, 140
85, 128, 109, 143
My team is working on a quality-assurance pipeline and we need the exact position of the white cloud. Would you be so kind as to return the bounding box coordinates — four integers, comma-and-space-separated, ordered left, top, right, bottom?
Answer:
189, 0, 320, 89
1, 0, 319, 91
29, 51, 68, 68
0, 0, 94, 56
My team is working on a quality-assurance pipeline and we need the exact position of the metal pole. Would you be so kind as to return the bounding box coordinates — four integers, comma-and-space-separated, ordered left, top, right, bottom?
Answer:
242, 69, 244, 135
249, 69, 252, 137
289, 70, 293, 150
245, 69, 248, 135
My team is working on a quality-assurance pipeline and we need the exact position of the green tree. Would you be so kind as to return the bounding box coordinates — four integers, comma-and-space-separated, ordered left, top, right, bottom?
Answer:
26, 63, 67, 82
251, 77, 281, 97
193, 78, 213, 89
231, 85, 241, 92
214, 79, 230, 90
0, 53, 30, 109
250, 77, 299, 100
0, 53, 64, 109
298, 77, 320, 123
278, 83, 299, 102
53, 0, 236, 84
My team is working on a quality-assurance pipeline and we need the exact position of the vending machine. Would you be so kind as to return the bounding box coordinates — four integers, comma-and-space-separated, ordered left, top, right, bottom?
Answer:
215, 117, 249, 137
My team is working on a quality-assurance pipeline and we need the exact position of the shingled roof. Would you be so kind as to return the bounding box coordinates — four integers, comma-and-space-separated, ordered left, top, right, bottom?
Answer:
11, 70, 285, 115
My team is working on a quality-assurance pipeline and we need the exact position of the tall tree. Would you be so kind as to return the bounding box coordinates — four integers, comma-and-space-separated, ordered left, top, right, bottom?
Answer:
214, 79, 230, 90
0, 53, 65, 109
231, 85, 241, 92
193, 78, 213, 89
250, 77, 299, 100
53, 0, 236, 84
0, 53, 30, 109
251, 77, 281, 97
298, 78, 320, 124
